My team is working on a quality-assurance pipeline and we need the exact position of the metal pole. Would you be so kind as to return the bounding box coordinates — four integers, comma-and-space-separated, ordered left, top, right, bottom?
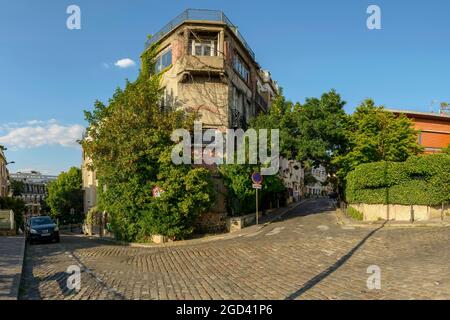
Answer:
256, 188, 259, 225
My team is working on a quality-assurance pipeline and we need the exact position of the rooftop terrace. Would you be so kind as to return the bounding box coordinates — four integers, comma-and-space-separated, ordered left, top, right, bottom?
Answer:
145, 9, 256, 60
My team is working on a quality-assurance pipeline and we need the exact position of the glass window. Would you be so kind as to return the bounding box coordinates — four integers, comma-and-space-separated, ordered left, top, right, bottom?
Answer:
233, 54, 249, 82
190, 39, 217, 56
154, 48, 172, 74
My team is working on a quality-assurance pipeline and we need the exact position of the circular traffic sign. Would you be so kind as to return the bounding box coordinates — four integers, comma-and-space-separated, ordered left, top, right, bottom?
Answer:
251, 172, 263, 184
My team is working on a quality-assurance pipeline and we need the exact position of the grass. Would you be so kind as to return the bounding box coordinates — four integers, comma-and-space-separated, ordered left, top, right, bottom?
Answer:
347, 206, 364, 221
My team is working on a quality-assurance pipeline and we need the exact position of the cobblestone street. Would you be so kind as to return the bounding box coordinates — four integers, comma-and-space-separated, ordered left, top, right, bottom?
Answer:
19, 199, 450, 300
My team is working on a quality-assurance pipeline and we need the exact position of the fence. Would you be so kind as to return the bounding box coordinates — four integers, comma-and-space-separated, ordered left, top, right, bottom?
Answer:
145, 9, 256, 60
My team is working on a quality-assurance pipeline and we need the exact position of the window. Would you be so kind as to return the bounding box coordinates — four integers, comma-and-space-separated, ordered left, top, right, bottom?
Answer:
154, 48, 172, 73
233, 54, 249, 82
190, 39, 217, 56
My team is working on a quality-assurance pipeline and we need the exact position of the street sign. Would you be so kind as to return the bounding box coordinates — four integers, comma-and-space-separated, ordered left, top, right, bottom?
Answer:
251, 172, 263, 185
252, 184, 262, 189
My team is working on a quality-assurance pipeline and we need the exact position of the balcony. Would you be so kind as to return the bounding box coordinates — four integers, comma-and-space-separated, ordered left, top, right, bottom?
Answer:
182, 55, 225, 74
146, 9, 256, 61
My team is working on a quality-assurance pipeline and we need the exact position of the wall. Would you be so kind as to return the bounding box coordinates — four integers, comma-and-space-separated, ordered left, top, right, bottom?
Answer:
350, 203, 450, 221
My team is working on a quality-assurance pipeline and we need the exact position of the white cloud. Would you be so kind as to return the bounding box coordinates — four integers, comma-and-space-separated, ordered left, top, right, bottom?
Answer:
0, 120, 84, 149
114, 58, 136, 69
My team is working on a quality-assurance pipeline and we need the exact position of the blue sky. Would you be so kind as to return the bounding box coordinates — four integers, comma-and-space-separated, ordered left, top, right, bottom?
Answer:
1, 0, 449, 175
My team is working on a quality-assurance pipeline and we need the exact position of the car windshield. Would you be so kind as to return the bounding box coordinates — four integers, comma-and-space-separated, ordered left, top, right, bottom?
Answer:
30, 217, 53, 226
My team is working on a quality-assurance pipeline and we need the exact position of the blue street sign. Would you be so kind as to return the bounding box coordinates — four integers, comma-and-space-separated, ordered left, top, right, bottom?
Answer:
251, 172, 263, 185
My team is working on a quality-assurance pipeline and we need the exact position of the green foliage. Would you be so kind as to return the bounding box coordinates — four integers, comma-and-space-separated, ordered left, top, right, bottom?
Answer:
46, 167, 83, 223
347, 206, 363, 221
346, 154, 450, 206
82, 43, 215, 242
85, 206, 101, 226
10, 180, 25, 196
443, 144, 450, 155
333, 100, 423, 185
0, 197, 26, 231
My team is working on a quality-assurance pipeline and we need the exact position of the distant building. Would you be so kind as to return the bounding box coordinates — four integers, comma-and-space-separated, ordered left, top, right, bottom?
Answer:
279, 157, 304, 203
9, 171, 57, 215
387, 109, 450, 154
0, 149, 8, 197
306, 165, 332, 197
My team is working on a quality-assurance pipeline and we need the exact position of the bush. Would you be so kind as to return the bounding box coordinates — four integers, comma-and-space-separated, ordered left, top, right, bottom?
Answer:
346, 154, 450, 206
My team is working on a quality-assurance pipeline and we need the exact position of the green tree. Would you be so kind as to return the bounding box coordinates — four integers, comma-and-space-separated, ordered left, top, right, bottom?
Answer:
0, 197, 26, 231
82, 44, 215, 242
333, 99, 423, 187
443, 144, 450, 155
10, 180, 24, 197
46, 167, 83, 223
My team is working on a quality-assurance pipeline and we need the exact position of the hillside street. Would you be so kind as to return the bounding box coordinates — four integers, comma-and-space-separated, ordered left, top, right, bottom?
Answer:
19, 198, 450, 300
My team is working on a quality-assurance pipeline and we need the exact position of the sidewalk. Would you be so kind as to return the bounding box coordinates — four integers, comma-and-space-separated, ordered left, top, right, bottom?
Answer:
74, 199, 310, 249
0, 236, 26, 300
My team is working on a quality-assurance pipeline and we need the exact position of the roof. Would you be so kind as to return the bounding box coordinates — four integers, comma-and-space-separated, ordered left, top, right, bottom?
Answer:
385, 108, 450, 122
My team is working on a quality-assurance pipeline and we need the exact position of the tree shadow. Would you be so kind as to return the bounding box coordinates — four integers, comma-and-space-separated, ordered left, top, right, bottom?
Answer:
285, 221, 386, 300
19, 236, 126, 300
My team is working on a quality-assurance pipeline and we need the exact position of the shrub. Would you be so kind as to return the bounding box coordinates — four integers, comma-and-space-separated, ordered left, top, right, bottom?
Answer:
346, 154, 450, 206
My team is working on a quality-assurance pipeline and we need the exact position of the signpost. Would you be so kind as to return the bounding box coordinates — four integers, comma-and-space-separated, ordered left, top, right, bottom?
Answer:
252, 172, 263, 225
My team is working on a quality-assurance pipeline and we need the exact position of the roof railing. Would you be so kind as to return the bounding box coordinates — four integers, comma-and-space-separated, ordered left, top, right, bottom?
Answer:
145, 9, 256, 60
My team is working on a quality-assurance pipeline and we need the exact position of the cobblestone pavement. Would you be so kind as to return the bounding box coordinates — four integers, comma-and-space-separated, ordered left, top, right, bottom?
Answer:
0, 236, 25, 299
19, 199, 450, 300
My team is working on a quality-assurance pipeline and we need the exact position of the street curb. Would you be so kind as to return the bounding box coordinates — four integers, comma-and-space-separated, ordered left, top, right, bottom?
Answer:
73, 200, 313, 249
10, 236, 26, 300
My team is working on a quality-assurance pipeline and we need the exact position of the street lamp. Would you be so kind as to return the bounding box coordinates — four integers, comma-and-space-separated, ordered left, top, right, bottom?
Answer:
6, 161, 15, 165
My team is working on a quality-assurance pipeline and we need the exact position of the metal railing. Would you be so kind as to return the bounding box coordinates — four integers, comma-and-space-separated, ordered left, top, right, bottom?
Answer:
145, 9, 256, 60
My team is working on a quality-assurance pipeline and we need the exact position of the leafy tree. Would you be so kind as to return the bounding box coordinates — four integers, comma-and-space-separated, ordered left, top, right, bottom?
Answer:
333, 99, 423, 187
10, 180, 24, 197
0, 197, 26, 231
82, 44, 215, 242
443, 144, 450, 155
46, 167, 83, 223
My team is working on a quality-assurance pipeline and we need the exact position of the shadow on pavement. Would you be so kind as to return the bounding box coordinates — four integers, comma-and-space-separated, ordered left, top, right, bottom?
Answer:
285, 221, 387, 300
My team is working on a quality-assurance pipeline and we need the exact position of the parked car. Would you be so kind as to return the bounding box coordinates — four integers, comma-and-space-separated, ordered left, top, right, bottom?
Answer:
25, 216, 60, 244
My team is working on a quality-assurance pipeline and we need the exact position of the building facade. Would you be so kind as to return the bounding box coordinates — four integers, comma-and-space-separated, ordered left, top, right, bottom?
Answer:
0, 148, 8, 198
9, 171, 57, 215
387, 109, 450, 153
82, 9, 281, 215
146, 9, 278, 130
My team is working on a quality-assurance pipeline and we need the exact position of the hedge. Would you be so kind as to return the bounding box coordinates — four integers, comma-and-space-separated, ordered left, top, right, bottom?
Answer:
346, 154, 450, 206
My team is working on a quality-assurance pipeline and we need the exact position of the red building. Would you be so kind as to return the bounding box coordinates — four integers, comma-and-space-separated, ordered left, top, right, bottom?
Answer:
387, 109, 450, 153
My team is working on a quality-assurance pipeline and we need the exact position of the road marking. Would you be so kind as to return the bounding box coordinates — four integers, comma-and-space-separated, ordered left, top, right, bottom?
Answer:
265, 227, 285, 236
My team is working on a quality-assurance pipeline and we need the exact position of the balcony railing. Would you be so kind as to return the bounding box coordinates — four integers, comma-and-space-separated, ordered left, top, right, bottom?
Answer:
145, 9, 256, 61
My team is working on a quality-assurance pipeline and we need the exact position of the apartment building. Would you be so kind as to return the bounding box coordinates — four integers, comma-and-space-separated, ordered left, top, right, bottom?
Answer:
82, 9, 281, 214
9, 171, 57, 215
387, 108, 450, 153
146, 9, 278, 130
0, 148, 8, 198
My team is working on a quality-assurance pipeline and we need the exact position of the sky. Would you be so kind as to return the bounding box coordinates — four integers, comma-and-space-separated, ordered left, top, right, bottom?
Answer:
1, 0, 449, 175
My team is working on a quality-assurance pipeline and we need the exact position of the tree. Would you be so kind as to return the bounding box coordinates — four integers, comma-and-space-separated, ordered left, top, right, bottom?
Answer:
10, 180, 24, 197
0, 197, 26, 231
46, 167, 83, 223
82, 44, 215, 242
443, 144, 450, 155
333, 99, 423, 187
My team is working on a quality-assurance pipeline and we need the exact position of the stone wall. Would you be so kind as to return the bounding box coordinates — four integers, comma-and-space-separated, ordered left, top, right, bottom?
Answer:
350, 203, 450, 222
